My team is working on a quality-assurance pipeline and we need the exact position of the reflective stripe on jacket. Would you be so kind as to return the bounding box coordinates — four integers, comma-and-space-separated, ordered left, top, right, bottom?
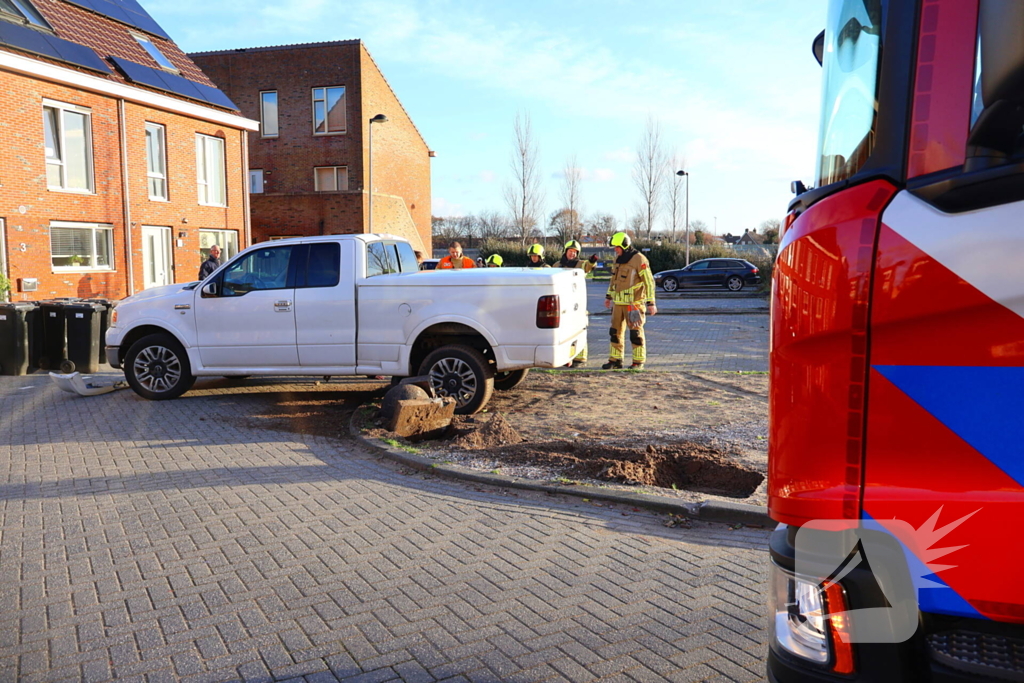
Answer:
606, 250, 655, 306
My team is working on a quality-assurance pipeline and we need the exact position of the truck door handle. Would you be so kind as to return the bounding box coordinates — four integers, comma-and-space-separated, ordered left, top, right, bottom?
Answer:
274, 300, 292, 311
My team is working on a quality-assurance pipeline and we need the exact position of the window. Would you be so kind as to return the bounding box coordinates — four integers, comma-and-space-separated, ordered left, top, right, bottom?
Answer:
690, 261, 709, 271
220, 246, 294, 296
366, 241, 398, 277
43, 101, 93, 192
132, 32, 178, 72
145, 123, 167, 200
311, 86, 346, 135
199, 229, 238, 263
396, 241, 419, 273
303, 243, 341, 288
260, 91, 278, 137
314, 166, 348, 192
0, 0, 50, 28
195, 133, 226, 206
249, 169, 264, 194
50, 222, 113, 270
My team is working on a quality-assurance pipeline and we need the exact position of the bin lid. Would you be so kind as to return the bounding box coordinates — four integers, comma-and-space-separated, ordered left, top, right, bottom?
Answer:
0, 302, 38, 311
64, 302, 105, 311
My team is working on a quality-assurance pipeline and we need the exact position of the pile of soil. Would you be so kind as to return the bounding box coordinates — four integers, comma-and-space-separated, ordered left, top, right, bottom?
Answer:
444, 429, 763, 498
448, 413, 524, 449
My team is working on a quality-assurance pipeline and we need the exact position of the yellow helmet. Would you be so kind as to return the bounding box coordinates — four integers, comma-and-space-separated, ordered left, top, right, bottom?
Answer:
527, 244, 545, 257
485, 254, 504, 266
564, 240, 582, 252
608, 232, 632, 249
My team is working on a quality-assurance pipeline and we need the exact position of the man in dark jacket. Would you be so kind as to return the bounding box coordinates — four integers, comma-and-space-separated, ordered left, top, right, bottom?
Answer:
198, 244, 221, 280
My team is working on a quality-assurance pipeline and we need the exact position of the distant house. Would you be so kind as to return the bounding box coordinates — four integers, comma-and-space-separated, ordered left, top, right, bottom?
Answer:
0, 0, 256, 301
191, 40, 433, 254
738, 229, 765, 245
721, 233, 741, 245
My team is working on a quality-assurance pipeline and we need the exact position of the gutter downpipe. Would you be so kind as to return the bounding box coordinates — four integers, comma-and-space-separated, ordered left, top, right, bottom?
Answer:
118, 99, 135, 295
241, 129, 252, 247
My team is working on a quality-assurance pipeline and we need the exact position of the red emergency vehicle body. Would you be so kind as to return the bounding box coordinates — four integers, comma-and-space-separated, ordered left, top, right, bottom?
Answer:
769, 1, 1024, 681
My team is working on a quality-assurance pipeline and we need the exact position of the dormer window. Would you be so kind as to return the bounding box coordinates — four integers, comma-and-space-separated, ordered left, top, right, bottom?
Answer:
132, 32, 178, 72
0, 0, 51, 29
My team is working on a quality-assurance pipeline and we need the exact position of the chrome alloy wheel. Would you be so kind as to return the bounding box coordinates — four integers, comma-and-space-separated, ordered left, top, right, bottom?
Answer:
132, 344, 183, 393
428, 356, 478, 408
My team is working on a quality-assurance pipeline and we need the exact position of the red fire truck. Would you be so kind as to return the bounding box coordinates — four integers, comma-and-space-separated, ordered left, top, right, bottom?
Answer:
768, 0, 1024, 680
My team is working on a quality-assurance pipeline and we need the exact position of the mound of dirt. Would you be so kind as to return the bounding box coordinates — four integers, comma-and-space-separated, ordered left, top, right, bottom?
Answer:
448, 413, 524, 449
482, 440, 763, 498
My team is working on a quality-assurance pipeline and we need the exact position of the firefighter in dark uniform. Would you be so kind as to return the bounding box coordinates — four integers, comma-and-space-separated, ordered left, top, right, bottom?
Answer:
602, 232, 657, 369
558, 239, 598, 366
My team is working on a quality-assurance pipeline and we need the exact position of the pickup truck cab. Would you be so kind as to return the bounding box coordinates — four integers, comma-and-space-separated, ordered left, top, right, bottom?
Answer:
105, 234, 588, 413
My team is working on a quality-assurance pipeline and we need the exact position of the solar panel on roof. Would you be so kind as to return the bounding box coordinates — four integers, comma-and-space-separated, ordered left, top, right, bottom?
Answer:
109, 56, 238, 110
62, 0, 170, 39
0, 20, 110, 73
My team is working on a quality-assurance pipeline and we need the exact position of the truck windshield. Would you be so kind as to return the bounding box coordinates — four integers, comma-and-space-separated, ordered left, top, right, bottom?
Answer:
815, 0, 884, 187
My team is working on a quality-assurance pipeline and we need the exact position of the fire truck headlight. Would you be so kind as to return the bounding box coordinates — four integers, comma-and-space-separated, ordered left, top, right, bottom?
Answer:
770, 563, 830, 664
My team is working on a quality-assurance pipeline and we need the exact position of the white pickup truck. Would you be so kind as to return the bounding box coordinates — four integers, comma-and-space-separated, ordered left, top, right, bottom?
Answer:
105, 234, 588, 414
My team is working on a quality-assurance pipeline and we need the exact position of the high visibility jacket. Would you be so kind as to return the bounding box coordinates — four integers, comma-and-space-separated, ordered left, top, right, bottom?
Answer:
438, 255, 476, 269
606, 249, 656, 306
558, 256, 596, 274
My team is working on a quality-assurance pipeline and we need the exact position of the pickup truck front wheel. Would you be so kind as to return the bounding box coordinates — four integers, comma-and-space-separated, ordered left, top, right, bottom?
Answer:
124, 333, 196, 400
419, 344, 494, 415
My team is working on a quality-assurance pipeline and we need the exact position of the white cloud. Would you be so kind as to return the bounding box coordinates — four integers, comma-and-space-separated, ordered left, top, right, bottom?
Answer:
479, 170, 496, 183
603, 148, 633, 163
591, 168, 616, 182
431, 197, 464, 216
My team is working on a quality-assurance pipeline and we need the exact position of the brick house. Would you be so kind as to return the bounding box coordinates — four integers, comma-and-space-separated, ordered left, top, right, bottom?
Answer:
190, 41, 432, 254
0, 0, 256, 302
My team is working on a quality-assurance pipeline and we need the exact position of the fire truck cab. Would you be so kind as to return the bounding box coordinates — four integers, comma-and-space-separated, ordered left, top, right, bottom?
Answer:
769, 0, 1024, 681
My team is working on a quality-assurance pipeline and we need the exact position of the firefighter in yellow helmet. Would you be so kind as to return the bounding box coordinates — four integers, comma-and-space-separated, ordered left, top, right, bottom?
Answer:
485, 254, 504, 267
603, 232, 657, 369
558, 239, 598, 366
526, 243, 549, 267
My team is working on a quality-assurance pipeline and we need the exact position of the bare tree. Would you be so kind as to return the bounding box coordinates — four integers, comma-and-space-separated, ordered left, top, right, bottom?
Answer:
632, 115, 667, 239
503, 112, 545, 246
548, 208, 581, 246
588, 213, 618, 243
627, 213, 645, 235
432, 216, 462, 244
478, 211, 515, 240
559, 154, 583, 243
667, 151, 686, 242
759, 218, 782, 244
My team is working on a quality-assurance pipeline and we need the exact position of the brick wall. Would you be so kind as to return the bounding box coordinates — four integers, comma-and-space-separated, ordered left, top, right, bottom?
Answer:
192, 41, 432, 252
0, 70, 248, 302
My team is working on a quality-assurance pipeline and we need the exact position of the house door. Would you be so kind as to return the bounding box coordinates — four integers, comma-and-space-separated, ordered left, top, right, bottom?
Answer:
141, 226, 172, 289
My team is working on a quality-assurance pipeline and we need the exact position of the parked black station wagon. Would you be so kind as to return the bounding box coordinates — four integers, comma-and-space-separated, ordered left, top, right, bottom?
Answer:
654, 258, 761, 292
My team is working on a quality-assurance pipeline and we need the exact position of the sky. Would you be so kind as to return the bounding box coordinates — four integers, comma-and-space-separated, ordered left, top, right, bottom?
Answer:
147, 0, 826, 238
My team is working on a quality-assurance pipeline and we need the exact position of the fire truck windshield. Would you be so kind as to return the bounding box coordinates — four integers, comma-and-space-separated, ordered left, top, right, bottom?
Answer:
815, 0, 883, 187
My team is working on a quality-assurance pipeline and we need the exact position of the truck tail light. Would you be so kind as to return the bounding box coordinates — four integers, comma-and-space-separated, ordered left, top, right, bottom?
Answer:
536, 295, 560, 328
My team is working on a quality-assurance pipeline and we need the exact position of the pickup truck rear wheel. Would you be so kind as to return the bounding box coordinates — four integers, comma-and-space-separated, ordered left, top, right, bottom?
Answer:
494, 368, 529, 391
124, 333, 196, 400
419, 344, 494, 415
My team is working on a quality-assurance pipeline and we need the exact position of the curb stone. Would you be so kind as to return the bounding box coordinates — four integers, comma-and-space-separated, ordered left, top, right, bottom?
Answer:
349, 408, 774, 527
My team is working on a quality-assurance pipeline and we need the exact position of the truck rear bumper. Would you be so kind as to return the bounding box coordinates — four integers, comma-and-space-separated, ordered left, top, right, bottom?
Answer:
534, 329, 587, 368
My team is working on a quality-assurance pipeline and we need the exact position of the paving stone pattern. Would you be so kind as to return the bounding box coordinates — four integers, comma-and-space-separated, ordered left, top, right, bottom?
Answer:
0, 376, 772, 682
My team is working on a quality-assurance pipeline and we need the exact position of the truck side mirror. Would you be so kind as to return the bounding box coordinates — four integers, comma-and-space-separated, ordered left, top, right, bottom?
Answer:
812, 29, 824, 66
966, 0, 1024, 169
201, 282, 218, 297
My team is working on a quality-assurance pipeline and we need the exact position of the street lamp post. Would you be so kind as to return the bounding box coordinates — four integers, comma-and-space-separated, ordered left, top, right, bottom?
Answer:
675, 170, 690, 265
367, 114, 388, 233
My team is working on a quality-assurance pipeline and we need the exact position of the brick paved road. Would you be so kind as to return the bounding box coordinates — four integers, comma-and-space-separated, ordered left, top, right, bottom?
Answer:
0, 375, 771, 682
583, 281, 769, 372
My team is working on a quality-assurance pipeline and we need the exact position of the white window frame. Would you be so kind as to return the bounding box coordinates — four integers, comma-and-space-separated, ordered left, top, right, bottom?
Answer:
260, 91, 278, 138
145, 122, 168, 201
195, 133, 227, 207
311, 86, 346, 136
199, 229, 239, 262
131, 32, 178, 73
249, 169, 264, 194
314, 166, 348, 192
49, 221, 114, 272
43, 99, 94, 193
0, 0, 50, 28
